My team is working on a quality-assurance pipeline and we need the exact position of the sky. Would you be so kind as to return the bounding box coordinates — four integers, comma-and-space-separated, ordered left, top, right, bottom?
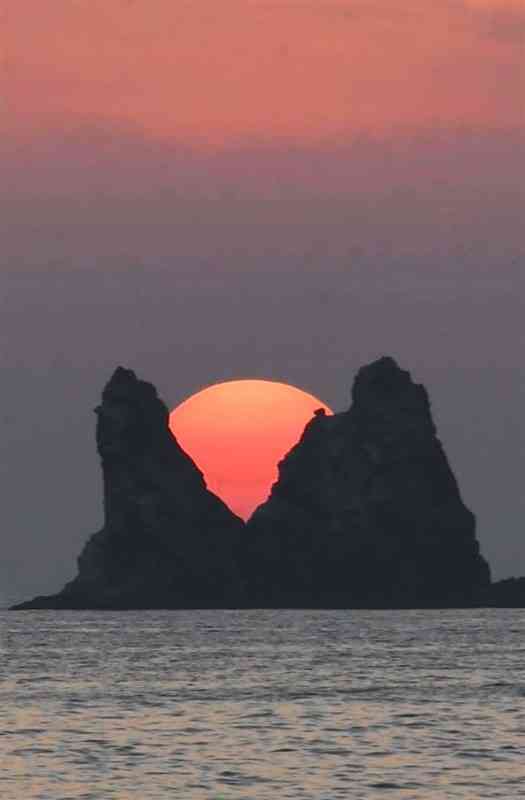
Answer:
1, 0, 524, 605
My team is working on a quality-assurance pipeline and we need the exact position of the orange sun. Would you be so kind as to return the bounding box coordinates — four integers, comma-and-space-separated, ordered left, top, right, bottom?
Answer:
169, 379, 332, 520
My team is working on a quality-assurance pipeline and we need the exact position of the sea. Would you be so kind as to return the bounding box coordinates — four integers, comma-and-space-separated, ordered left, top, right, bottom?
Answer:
1, 608, 524, 799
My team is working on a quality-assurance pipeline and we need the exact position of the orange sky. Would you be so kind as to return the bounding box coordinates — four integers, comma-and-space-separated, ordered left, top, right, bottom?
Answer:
3, 0, 524, 144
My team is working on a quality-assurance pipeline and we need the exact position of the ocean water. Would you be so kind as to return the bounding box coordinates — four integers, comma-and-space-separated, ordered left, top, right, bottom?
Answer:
1, 609, 524, 799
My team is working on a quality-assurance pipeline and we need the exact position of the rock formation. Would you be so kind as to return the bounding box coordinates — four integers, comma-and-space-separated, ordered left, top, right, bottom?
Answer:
484, 577, 525, 608
15, 356, 522, 611
244, 357, 491, 607
15, 367, 244, 609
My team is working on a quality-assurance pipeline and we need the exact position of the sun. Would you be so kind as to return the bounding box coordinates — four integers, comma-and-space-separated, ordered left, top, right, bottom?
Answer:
169, 379, 332, 520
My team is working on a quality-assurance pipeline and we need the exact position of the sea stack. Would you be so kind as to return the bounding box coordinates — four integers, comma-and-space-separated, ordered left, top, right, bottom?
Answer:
14, 357, 497, 610
244, 357, 491, 607
14, 367, 244, 609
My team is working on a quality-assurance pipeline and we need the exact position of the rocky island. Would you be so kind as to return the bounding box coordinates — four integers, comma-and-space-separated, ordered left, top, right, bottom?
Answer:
12, 358, 524, 609
244, 357, 491, 607
15, 367, 245, 609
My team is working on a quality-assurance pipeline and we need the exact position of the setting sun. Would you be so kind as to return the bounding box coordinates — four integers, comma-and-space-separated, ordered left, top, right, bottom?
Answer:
169, 379, 332, 520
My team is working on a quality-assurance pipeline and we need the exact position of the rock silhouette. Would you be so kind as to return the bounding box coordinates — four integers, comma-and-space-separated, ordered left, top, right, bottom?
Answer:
14, 367, 244, 609
12, 358, 523, 610
484, 577, 525, 608
244, 357, 491, 607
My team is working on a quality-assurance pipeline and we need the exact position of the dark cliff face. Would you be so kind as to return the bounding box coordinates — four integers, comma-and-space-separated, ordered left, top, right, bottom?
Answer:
19, 367, 245, 609
14, 357, 503, 611
244, 357, 491, 607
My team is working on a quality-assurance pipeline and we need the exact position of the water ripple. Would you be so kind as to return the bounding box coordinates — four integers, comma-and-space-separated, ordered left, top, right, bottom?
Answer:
1, 608, 524, 799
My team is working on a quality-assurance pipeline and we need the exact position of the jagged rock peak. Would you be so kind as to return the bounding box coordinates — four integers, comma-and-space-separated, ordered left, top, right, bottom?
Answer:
12, 367, 245, 609
98, 366, 167, 423
352, 356, 409, 399
102, 366, 158, 402
95, 365, 186, 464
245, 355, 491, 607
347, 355, 436, 446
352, 355, 430, 411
